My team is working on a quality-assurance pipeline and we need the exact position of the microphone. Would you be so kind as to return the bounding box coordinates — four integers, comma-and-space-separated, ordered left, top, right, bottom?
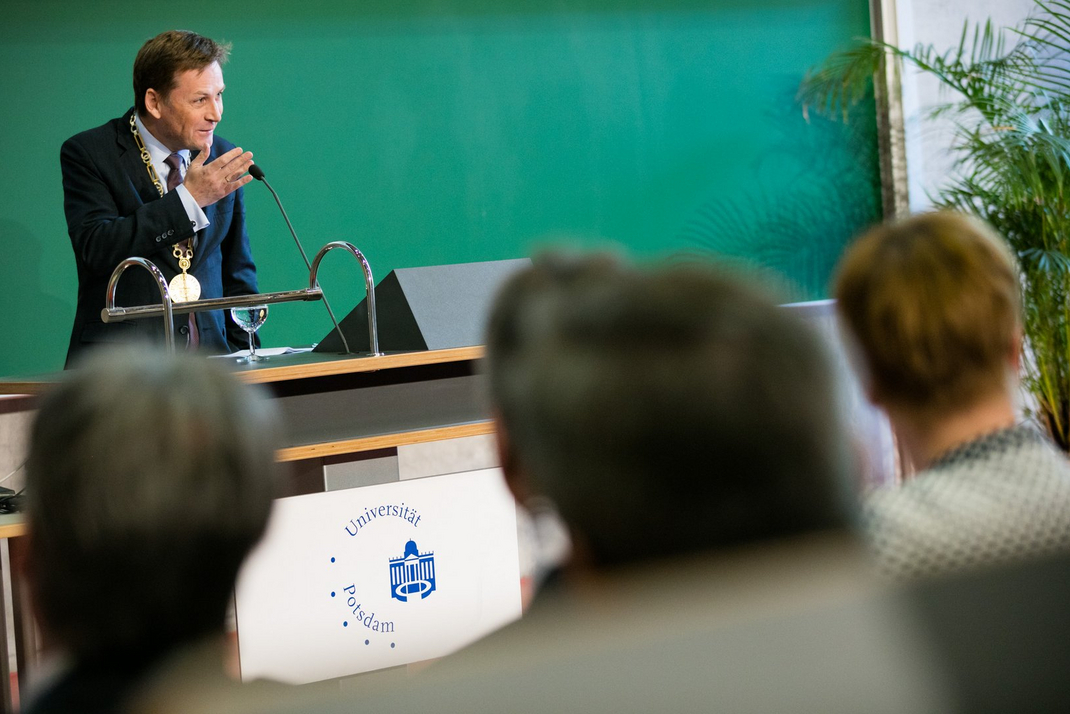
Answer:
248, 163, 351, 354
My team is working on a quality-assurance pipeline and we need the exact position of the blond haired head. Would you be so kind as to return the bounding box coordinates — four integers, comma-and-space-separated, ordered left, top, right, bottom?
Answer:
834, 211, 1021, 416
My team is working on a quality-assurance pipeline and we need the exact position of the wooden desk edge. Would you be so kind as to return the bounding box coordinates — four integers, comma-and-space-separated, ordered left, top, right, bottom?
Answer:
0, 521, 25, 540
239, 346, 485, 383
0, 347, 487, 394
0, 384, 46, 397
277, 421, 495, 462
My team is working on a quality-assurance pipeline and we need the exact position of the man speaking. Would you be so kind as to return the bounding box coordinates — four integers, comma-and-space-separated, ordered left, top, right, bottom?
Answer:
61, 30, 258, 365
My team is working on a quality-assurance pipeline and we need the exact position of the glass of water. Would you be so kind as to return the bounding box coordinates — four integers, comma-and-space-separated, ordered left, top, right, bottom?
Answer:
231, 305, 269, 363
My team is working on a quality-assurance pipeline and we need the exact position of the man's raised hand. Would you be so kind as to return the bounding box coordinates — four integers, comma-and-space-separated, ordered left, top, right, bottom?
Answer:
183, 146, 254, 208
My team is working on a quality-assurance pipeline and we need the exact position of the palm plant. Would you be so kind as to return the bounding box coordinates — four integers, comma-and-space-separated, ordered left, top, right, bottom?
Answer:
798, 0, 1070, 450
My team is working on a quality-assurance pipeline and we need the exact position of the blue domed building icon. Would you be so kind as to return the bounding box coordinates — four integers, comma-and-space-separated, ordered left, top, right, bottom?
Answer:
389, 540, 436, 602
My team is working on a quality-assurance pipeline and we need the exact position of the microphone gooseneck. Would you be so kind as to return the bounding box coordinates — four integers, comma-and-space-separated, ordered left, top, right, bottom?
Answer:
249, 164, 351, 354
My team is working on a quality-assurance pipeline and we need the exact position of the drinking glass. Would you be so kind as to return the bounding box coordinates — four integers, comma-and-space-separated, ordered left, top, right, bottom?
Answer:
231, 305, 269, 363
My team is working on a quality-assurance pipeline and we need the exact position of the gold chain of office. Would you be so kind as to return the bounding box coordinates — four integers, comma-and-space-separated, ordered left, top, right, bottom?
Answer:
128, 114, 201, 302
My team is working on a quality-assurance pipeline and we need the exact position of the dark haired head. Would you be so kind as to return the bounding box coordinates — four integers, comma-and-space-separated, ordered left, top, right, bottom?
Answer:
486, 253, 851, 568
133, 30, 231, 114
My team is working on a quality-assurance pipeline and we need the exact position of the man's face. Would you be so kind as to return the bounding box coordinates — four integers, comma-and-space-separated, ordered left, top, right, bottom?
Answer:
146, 61, 225, 152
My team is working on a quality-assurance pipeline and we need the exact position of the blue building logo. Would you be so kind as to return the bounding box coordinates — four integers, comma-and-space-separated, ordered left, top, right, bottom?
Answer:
389, 540, 436, 602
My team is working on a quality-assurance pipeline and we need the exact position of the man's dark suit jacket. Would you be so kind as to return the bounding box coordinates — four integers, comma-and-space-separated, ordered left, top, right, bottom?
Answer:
61, 107, 258, 366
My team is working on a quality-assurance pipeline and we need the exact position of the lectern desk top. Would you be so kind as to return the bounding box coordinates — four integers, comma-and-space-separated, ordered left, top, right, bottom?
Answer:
0, 346, 484, 394
0, 346, 494, 464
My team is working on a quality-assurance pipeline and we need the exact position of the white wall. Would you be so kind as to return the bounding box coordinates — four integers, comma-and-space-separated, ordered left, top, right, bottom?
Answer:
896, 0, 1037, 210
0, 400, 29, 494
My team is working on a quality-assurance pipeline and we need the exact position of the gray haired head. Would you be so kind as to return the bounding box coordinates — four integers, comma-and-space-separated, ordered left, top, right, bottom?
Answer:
486, 253, 851, 568
25, 347, 281, 660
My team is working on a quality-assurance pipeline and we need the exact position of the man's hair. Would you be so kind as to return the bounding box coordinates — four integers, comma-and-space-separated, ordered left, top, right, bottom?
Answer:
133, 30, 231, 114
25, 348, 280, 660
486, 254, 850, 567
834, 211, 1021, 415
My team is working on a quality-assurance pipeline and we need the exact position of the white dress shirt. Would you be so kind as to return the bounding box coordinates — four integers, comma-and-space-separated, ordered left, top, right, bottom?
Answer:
134, 113, 210, 238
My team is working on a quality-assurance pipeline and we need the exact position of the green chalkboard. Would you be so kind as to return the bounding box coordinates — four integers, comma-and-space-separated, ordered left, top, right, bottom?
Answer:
0, 0, 878, 378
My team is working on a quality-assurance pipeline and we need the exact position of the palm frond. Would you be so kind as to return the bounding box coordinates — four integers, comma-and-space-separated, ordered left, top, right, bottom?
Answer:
797, 41, 888, 121
800, 17, 1037, 124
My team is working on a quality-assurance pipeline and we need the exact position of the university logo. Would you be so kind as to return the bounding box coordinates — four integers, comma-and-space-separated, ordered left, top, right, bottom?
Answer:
389, 539, 437, 602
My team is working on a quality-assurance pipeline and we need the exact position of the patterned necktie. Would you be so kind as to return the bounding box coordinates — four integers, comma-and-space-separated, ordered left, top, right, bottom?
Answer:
164, 152, 183, 192
163, 152, 199, 348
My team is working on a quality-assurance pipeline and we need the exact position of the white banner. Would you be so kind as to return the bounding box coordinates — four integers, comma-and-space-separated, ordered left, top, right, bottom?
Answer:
234, 467, 522, 684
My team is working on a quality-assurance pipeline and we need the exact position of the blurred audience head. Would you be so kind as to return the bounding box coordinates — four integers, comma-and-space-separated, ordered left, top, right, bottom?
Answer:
834, 211, 1021, 420
25, 347, 281, 661
486, 253, 851, 568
